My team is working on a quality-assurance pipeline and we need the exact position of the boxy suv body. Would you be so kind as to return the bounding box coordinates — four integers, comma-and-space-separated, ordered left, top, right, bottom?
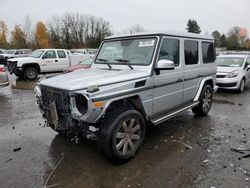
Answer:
35, 31, 217, 162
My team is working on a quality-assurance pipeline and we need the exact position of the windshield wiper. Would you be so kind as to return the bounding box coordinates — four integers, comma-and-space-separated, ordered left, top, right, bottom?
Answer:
96, 58, 112, 69
114, 59, 133, 70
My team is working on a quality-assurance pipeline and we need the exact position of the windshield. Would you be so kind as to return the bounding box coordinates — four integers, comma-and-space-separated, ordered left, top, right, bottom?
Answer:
79, 57, 94, 65
31, 50, 45, 58
95, 38, 157, 66
215, 57, 244, 67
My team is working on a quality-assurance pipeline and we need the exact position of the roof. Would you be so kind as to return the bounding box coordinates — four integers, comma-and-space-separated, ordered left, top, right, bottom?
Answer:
105, 31, 214, 40
218, 54, 248, 58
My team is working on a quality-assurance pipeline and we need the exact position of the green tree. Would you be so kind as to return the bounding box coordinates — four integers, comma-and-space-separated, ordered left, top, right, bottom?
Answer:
220, 34, 227, 47
226, 26, 241, 50
211, 30, 221, 47
186, 19, 201, 34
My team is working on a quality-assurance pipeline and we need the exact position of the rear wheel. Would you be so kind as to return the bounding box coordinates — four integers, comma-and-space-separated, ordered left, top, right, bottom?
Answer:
24, 67, 38, 80
97, 106, 146, 163
192, 85, 213, 116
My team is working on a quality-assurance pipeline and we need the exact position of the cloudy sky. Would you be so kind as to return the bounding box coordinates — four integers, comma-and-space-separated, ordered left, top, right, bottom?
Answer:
0, 0, 249, 35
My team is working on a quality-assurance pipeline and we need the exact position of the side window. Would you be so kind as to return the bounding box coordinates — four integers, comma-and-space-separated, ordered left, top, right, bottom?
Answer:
202, 42, 215, 63
184, 40, 199, 65
15, 51, 19, 55
158, 38, 180, 66
43, 50, 56, 59
57, 50, 66, 58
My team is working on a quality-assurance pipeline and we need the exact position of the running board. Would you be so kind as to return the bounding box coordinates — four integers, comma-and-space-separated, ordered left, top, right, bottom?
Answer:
151, 102, 199, 125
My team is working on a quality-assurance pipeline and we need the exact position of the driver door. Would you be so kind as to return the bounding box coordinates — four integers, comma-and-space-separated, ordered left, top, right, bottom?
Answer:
41, 50, 59, 72
152, 37, 183, 118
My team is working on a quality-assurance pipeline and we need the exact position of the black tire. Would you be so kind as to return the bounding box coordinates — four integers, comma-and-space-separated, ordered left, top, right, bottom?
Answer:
97, 106, 146, 163
24, 67, 38, 80
192, 85, 213, 116
238, 78, 245, 93
14, 70, 24, 78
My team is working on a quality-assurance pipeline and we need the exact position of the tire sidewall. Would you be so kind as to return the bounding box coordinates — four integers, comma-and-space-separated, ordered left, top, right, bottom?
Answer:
239, 79, 245, 93
25, 67, 38, 80
200, 85, 213, 114
102, 109, 146, 161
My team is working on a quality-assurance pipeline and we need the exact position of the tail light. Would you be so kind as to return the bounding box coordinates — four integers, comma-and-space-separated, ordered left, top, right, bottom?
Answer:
0, 66, 5, 72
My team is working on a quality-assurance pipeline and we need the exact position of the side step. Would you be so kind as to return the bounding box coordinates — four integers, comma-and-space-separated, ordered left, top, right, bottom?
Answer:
151, 102, 199, 125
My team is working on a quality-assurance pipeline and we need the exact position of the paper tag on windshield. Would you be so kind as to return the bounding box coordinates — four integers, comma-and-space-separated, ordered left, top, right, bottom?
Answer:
139, 40, 154, 47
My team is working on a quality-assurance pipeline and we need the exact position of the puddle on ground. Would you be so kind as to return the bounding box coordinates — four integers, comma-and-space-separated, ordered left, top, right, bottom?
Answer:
11, 79, 38, 90
213, 99, 235, 106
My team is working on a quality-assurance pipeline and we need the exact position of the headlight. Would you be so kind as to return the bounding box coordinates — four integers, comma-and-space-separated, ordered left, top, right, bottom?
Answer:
34, 85, 41, 98
226, 70, 239, 78
75, 94, 88, 115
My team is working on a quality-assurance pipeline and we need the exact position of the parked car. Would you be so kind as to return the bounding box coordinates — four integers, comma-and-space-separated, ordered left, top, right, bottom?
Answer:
0, 65, 9, 89
0, 49, 5, 54
7, 49, 86, 80
0, 49, 30, 65
63, 56, 93, 73
216, 54, 250, 92
35, 31, 217, 163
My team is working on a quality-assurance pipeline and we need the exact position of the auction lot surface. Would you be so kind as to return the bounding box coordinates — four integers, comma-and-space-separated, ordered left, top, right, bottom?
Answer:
0, 77, 250, 188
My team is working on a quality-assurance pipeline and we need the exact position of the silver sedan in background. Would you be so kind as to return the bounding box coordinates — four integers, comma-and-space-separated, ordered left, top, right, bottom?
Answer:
0, 65, 9, 89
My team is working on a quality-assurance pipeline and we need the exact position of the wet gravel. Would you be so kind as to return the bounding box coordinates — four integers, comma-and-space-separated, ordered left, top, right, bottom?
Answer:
0, 77, 250, 188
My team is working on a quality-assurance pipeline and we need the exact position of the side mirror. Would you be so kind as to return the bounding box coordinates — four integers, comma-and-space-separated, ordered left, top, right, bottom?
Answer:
155, 59, 175, 75
42, 55, 47, 59
247, 64, 250, 71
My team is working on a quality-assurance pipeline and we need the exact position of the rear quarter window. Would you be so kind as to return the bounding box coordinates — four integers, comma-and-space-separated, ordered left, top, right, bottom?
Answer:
202, 42, 215, 63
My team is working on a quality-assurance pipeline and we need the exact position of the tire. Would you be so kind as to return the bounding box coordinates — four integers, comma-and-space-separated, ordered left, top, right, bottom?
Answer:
238, 79, 245, 93
97, 106, 146, 163
192, 85, 213, 116
14, 70, 24, 78
24, 67, 38, 80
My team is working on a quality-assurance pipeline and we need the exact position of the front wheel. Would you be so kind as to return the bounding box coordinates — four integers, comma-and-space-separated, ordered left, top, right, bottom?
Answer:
192, 85, 213, 116
97, 107, 146, 163
238, 79, 245, 93
24, 67, 38, 80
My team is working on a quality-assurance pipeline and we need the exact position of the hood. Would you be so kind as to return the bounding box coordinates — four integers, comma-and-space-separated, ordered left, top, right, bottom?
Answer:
64, 64, 91, 73
8, 57, 36, 62
217, 66, 240, 73
40, 67, 149, 91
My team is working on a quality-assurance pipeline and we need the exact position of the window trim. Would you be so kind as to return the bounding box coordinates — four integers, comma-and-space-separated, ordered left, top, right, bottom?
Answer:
156, 36, 181, 68
184, 40, 199, 66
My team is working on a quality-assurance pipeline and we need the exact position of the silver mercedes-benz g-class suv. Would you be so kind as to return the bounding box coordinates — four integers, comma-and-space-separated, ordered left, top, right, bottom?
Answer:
35, 31, 217, 163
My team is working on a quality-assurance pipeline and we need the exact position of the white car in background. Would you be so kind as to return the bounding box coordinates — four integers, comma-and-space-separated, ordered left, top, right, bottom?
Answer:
216, 54, 250, 92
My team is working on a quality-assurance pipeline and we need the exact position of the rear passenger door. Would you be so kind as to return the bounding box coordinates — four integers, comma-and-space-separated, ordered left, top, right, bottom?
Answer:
57, 50, 70, 70
183, 40, 203, 104
153, 37, 183, 117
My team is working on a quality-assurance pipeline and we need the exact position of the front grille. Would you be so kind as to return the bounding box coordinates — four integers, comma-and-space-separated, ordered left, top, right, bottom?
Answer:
41, 86, 70, 114
7, 61, 17, 72
217, 82, 237, 87
216, 74, 226, 78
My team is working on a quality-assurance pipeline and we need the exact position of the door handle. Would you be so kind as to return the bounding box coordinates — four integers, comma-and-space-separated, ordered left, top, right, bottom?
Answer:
177, 78, 182, 82
55, 60, 58, 62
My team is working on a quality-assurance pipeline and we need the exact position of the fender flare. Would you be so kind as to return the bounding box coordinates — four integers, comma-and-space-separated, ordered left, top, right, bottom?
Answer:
21, 63, 41, 72
193, 77, 214, 102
